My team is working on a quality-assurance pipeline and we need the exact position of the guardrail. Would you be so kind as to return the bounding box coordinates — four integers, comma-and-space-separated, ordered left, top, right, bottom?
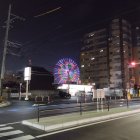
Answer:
37, 99, 129, 122
36, 99, 140, 122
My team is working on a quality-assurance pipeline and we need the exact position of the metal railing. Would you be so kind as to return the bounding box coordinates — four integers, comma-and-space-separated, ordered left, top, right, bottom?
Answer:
36, 99, 131, 122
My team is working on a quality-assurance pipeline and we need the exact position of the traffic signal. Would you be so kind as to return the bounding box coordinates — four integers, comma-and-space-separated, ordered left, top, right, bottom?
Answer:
131, 61, 136, 67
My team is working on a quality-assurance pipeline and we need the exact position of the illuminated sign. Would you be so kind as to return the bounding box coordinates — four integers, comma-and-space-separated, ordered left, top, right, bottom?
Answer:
24, 67, 31, 80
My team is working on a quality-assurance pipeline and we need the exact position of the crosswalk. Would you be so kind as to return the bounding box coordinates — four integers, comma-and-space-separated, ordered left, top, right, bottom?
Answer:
0, 124, 35, 140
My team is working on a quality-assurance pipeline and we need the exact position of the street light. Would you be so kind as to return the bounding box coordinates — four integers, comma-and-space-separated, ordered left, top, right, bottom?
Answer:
130, 61, 136, 67
128, 61, 136, 68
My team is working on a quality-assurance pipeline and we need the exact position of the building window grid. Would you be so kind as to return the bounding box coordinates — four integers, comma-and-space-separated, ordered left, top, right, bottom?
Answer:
81, 18, 130, 88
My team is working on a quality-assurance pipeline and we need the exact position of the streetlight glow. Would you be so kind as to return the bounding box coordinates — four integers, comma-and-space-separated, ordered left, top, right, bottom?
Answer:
131, 61, 136, 66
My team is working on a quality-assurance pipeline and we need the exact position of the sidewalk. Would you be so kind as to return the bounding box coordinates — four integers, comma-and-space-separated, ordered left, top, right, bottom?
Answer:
0, 101, 11, 107
22, 105, 140, 132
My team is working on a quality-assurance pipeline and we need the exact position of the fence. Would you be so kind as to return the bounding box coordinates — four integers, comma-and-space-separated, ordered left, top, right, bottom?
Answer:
36, 99, 131, 122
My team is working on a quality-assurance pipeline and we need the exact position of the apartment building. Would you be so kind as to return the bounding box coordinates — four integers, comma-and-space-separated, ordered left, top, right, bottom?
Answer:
80, 28, 109, 88
80, 18, 132, 90
132, 26, 140, 86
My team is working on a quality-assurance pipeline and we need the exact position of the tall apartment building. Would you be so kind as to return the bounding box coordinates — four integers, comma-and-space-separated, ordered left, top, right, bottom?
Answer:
80, 18, 132, 90
80, 28, 109, 89
132, 26, 140, 85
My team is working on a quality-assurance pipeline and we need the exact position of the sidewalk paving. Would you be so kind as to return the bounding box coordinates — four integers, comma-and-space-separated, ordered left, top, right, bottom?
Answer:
22, 105, 140, 132
0, 101, 11, 107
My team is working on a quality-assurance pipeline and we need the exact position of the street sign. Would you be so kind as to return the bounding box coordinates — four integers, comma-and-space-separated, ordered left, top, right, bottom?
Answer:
24, 67, 31, 80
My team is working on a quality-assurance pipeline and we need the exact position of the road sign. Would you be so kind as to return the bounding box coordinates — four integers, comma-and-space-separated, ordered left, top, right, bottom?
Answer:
24, 67, 31, 81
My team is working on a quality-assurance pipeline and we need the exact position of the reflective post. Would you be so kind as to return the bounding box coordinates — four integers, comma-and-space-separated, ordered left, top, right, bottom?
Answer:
37, 104, 40, 122
97, 98, 99, 112
80, 101, 82, 115
19, 83, 22, 100
101, 98, 103, 112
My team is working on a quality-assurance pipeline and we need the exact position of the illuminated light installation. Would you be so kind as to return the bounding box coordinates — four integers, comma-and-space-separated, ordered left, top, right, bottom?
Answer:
54, 58, 80, 84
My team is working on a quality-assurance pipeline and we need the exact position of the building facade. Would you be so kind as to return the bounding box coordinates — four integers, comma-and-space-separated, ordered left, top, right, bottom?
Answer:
80, 28, 109, 88
132, 26, 140, 86
80, 18, 132, 91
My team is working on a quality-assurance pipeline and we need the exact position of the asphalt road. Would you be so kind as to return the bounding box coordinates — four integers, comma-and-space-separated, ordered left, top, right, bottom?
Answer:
38, 113, 140, 140
0, 98, 83, 124
0, 98, 139, 124
0, 99, 140, 140
1, 113, 140, 140
0, 100, 37, 124
0, 97, 93, 124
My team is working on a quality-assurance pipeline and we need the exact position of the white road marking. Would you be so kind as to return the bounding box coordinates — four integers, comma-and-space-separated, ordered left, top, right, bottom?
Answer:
8, 135, 35, 140
0, 124, 6, 127
0, 126, 13, 131
0, 121, 20, 126
0, 130, 23, 137
0, 123, 35, 140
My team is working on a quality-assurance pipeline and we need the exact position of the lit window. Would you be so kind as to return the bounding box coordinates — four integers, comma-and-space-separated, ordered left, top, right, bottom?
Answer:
81, 53, 85, 56
90, 34, 94, 37
91, 57, 95, 60
81, 65, 84, 68
100, 50, 103, 52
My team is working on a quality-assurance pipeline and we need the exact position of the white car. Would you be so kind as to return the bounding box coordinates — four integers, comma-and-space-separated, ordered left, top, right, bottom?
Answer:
85, 91, 93, 96
75, 91, 85, 97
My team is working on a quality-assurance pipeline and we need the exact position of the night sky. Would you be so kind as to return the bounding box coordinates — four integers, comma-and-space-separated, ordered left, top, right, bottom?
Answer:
0, 0, 140, 72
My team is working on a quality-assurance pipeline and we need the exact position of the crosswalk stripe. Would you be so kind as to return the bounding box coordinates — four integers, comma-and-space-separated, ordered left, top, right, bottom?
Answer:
0, 124, 6, 127
0, 126, 13, 131
0, 130, 23, 137
0, 121, 20, 126
8, 135, 35, 140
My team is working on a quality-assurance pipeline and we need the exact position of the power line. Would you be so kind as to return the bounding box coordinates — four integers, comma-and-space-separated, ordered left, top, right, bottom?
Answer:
0, 4, 25, 96
34, 7, 61, 18
31, 72, 53, 76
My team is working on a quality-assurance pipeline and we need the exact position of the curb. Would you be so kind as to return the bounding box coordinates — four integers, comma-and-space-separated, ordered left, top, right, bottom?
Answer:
0, 101, 11, 107
22, 109, 140, 132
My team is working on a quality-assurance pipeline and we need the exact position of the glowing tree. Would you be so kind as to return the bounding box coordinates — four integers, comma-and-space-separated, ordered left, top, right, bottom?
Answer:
54, 58, 80, 84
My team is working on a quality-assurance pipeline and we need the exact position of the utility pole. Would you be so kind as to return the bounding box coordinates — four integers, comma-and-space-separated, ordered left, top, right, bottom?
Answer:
0, 4, 11, 96
0, 4, 25, 96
